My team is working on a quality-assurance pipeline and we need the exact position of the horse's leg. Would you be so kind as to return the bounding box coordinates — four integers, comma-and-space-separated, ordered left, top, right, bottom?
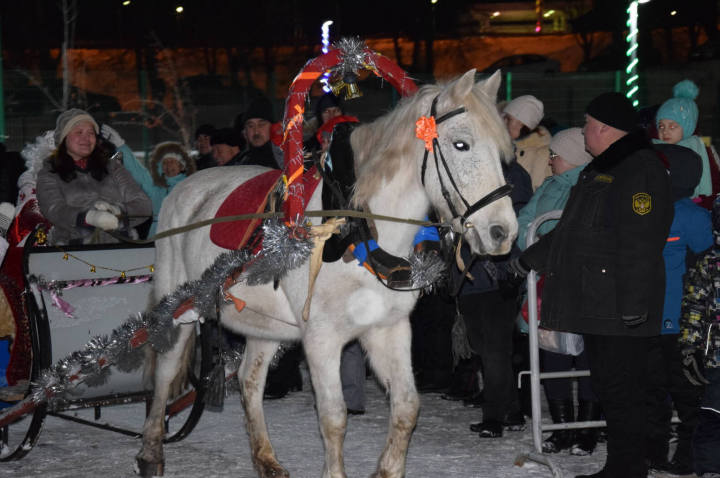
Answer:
135, 323, 196, 477
304, 333, 347, 478
361, 320, 419, 478
240, 338, 290, 478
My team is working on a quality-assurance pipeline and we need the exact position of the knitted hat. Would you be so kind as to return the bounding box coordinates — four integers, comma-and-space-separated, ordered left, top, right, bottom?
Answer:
210, 127, 244, 148
549, 128, 593, 166
585, 92, 638, 133
194, 124, 216, 138
503, 96, 544, 130
54, 108, 99, 145
314, 92, 344, 126
656, 80, 699, 141
243, 96, 275, 124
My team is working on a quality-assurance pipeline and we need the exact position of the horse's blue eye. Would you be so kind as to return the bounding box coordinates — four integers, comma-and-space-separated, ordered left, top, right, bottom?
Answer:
454, 141, 469, 151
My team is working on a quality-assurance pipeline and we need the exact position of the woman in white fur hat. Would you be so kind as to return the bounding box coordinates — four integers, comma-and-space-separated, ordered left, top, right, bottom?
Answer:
502, 95, 551, 191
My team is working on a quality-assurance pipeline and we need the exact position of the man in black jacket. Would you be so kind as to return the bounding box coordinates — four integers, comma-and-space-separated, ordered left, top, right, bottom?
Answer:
509, 93, 674, 478
236, 96, 281, 170
210, 127, 246, 166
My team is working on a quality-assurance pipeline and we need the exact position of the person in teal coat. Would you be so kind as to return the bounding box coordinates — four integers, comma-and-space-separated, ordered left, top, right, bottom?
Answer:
100, 125, 196, 237
516, 128, 601, 456
517, 128, 590, 251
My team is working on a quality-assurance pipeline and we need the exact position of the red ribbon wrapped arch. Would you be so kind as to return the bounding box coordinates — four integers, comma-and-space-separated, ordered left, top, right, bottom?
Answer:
281, 47, 419, 221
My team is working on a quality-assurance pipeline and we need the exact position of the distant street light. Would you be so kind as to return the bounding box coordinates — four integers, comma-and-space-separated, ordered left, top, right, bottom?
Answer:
431, 0, 437, 4
176, 6, 184, 13
671, 10, 676, 15
493, 11, 501, 17
122, 1, 130, 5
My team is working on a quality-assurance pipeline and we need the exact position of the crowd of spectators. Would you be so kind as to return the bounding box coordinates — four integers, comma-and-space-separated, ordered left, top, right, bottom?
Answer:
0, 78, 719, 478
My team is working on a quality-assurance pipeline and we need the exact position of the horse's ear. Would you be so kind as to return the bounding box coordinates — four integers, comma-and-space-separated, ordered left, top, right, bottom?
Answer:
479, 70, 502, 102
453, 69, 477, 99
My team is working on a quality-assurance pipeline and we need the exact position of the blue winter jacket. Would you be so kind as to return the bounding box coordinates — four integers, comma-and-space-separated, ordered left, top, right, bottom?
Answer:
661, 199, 712, 334
120, 144, 193, 237
517, 166, 583, 251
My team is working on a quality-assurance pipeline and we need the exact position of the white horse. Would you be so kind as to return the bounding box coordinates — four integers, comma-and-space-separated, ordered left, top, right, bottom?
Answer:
136, 69, 517, 478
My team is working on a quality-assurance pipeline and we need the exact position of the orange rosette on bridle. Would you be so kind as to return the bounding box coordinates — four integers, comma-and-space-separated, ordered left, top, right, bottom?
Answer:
415, 115, 438, 152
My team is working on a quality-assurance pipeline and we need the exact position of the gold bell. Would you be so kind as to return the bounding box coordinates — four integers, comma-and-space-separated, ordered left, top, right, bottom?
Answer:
465, 222, 475, 229
149, 265, 155, 272
90, 266, 96, 273
330, 79, 346, 98
345, 82, 362, 100
330, 73, 363, 100
120, 271, 126, 279
36, 228, 47, 245
63, 253, 69, 260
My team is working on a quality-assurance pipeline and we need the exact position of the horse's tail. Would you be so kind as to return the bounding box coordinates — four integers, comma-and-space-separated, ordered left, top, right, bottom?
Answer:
143, 327, 197, 400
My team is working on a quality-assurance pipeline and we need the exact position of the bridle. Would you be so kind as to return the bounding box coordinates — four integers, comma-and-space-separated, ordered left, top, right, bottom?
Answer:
420, 95, 514, 228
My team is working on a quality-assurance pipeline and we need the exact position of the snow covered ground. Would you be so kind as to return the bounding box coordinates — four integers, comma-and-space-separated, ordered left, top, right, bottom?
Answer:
1, 366, 621, 478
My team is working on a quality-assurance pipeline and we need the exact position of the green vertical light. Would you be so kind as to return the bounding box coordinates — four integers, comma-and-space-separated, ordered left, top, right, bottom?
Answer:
626, 1, 640, 106
506, 72, 512, 102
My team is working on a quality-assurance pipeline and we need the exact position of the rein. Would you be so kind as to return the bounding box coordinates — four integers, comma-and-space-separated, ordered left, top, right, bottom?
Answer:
107, 210, 448, 245
420, 95, 513, 226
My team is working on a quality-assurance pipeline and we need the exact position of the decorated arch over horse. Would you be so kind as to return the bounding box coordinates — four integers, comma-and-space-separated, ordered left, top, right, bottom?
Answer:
281, 38, 419, 221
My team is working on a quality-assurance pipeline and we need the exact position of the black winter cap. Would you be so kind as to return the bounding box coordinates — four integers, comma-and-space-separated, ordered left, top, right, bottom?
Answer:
195, 124, 216, 138
585, 92, 639, 133
314, 92, 344, 126
211, 127, 244, 148
243, 96, 275, 124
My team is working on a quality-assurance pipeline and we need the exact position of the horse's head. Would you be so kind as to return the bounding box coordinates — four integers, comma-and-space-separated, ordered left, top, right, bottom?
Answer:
350, 69, 517, 256
419, 70, 518, 256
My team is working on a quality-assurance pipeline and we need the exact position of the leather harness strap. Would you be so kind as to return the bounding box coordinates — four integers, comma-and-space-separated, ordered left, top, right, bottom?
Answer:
420, 95, 514, 225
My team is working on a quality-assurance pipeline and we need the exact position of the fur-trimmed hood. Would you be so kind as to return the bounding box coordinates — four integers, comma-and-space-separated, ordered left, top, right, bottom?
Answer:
149, 142, 196, 189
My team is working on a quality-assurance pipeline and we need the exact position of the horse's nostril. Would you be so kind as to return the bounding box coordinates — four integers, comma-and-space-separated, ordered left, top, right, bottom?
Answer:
490, 225, 507, 242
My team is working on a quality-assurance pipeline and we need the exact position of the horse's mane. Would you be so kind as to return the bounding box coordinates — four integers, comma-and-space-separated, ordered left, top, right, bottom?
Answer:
349, 74, 513, 208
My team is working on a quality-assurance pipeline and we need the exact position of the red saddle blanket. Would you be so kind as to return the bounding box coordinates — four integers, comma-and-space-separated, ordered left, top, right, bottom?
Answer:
210, 168, 321, 251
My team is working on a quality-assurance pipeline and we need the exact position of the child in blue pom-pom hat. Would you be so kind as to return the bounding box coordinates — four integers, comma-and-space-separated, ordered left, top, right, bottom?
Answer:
654, 79, 713, 200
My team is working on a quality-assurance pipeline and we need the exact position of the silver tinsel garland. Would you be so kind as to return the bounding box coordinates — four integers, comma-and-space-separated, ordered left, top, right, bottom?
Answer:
331, 37, 370, 76
19, 218, 313, 411
407, 252, 447, 292
245, 218, 314, 286
16, 217, 445, 413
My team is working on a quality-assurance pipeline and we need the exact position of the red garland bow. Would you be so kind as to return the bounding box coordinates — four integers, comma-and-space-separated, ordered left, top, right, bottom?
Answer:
415, 116, 438, 152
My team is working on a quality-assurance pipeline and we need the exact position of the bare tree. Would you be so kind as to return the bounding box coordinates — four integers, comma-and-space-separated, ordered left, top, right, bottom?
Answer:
60, 0, 78, 111
113, 34, 197, 151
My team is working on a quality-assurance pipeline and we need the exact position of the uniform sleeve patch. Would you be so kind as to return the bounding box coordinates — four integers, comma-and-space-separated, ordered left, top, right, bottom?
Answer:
595, 174, 613, 183
633, 193, 652, 215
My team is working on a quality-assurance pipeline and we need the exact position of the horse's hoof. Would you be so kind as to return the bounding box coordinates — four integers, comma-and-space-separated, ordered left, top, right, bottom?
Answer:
257, 463, 290, 478
134, 458, 165, 477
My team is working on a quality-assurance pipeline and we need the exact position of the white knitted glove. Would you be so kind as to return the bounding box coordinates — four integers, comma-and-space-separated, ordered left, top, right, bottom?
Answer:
100, 124, 125, 148
93, 201, 122, 215
86, 210, 119, 231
